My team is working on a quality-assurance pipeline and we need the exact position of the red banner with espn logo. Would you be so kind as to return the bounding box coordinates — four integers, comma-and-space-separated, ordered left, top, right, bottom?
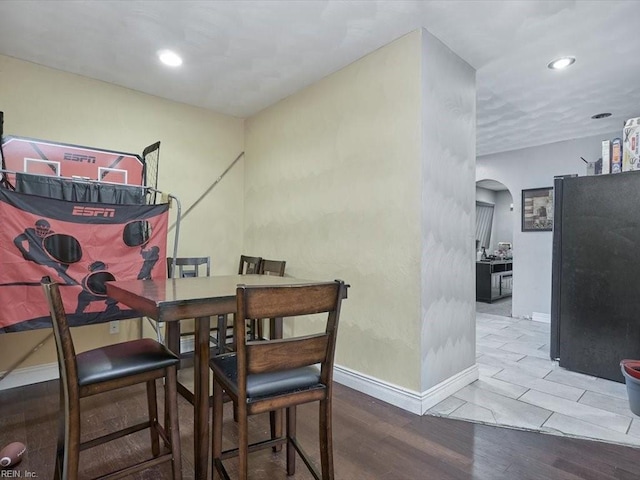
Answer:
0, 188, 168, 331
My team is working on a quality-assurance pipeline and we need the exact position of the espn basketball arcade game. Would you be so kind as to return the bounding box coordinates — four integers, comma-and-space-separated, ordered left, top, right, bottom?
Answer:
0, 112, 181, 336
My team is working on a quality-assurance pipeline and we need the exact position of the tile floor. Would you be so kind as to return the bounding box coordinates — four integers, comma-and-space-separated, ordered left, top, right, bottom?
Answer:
427, 299, 640, 448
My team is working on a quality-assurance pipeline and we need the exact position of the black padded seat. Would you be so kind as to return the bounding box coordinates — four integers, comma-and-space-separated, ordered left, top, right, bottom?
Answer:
210, 354, 321, 399
77, 338, 179, 386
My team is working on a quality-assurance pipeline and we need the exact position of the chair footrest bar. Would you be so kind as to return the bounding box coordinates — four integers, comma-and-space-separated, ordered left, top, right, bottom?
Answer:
80, 421, 151, 451
290, 437, 322, 480
213, 458, 232, 480
95, 453, 173, 480
177, 381, 214, 407
220, 437, 287, 460
155, 422, 172, 446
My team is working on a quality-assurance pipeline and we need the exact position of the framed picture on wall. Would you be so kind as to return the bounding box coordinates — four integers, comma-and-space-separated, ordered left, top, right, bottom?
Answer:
522, 187, 553, 231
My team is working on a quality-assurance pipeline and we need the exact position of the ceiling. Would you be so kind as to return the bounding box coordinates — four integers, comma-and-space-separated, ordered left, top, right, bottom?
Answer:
0, 0, 638, 156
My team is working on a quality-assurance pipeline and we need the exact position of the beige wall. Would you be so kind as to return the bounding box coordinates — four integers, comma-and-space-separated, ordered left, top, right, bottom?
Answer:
0, 30, 475, 401
244, 32, 424, 390
0, 54, 244, 371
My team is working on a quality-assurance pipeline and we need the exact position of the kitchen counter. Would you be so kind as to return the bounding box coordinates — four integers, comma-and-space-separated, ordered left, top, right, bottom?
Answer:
476, 259, 512, 303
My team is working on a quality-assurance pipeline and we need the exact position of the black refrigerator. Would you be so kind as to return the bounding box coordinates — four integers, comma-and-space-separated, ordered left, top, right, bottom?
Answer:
551, 172, 640, 383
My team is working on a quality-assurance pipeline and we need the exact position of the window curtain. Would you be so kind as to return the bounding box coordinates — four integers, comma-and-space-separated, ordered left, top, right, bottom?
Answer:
476, 202, 494, 251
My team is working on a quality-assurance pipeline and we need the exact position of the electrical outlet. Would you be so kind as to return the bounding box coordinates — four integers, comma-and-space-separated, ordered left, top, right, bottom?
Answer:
109, 321, 119, 334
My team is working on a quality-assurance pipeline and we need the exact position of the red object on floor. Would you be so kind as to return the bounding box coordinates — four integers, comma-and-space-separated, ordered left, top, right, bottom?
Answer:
620, 359, 640, 380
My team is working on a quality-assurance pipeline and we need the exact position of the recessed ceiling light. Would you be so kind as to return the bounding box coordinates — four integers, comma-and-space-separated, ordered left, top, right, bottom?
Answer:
158, 50, 182, 67
591, 112, 612, 120
547, 56, 576, 70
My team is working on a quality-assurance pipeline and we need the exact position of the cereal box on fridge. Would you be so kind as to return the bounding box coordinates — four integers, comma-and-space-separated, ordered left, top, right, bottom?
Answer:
623, 117, 640, 172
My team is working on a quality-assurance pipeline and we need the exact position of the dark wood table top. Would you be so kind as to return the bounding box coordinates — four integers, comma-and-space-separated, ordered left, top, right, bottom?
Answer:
105, 274, 321, 322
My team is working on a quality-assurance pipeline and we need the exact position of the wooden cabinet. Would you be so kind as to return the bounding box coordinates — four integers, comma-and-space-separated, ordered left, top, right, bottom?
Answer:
476, 260, 512, 303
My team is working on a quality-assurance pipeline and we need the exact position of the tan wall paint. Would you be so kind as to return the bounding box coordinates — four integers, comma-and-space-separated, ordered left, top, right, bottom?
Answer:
244, 32, 423, 390
0, 55, 244, 371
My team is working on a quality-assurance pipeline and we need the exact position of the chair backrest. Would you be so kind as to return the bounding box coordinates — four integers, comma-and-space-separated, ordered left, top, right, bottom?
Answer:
234, 280, 347, 389
41, 278, 80, 406
258, 259, 286, 277
167, 257, 211, 278
238, 255, 262, 275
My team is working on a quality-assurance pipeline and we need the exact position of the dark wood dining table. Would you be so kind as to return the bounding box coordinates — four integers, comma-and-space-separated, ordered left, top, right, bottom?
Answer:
105, 273, 316, 480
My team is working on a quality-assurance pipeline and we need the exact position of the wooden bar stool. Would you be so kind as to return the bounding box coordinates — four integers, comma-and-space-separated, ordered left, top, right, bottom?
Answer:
41, 278, 182, 480
238, 255, 262, 275
220, 255, 263, 352
210, 280, 348, 479
166, 256, 226, 357
252, 258, 286, 340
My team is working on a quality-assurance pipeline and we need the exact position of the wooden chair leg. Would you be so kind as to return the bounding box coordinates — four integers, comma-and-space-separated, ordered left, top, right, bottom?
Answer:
216, 315, 226, 354
269, 316, 283, 452
256, 318, 264, 340
212, 379, 224, 479
54, 388, 64, 480
166, 366, 182, 480
320, 398, 334, 479
286, 406, 296, 476
65, 405, 81, 480
146, 379, 160, 456
53, 454, 62, 480
54, 439, 63, 480
270, 409, 283, 452
238, 403, 249, 480
164, 371, 171, 446
231, 314, 237, 351
165, 322, 180, 432
270, 317, 283, 340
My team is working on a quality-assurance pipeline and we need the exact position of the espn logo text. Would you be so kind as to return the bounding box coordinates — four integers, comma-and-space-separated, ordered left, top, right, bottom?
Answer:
72, 206, 116, 218
64, 152, 96, 164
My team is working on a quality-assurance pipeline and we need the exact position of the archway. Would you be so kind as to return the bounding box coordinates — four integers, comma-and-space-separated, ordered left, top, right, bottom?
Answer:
475, 179, 513, 317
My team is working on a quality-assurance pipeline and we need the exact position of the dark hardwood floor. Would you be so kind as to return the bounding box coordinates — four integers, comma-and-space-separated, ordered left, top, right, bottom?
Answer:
1, 379, 639, 479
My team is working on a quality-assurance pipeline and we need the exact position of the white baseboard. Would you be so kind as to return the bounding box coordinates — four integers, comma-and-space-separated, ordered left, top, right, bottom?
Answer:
2, 353, 479, 418
532, 312, 551, 324
0, 362, 59, 391
333, 363, 479, 415
418, 364, 479, 413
